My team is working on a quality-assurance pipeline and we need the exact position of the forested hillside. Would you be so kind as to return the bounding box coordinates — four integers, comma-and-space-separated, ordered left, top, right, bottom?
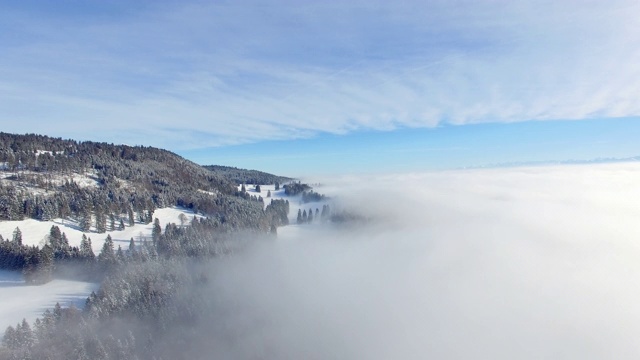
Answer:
0, 133, 283, 231
203, 165, 291, 185
0, 133, 296, 359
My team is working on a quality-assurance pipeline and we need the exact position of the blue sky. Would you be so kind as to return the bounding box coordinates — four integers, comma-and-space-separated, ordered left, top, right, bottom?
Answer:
1, 0, 639, 176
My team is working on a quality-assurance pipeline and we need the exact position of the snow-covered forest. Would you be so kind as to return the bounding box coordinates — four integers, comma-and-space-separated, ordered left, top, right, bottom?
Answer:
0, 133, 329, 359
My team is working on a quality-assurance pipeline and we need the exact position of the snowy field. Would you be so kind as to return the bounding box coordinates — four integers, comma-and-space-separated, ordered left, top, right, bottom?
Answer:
0, 207, 204, 254
0, 271, 98, 335
241, 183, 327, 225
0, 206, 203, 335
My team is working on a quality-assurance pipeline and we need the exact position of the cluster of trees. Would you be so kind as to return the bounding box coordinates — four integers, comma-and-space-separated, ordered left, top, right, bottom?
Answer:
203, 165, 291, 186
0, 224, 133, 284
0, 133, 283, 233
301, 190, 326, 203
0, 228, 53, 284
0, 214, 278, 359
282, 183, 328, 203
0, 132, 301, 359
296, 204, 331, 225
283, 182, 311, 196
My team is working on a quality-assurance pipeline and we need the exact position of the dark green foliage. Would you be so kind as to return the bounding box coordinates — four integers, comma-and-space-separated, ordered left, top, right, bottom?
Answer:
283, 182, 311, 196
0, 132, 301, 359
265, 199, 289, 227
203, 165, 291, 186
0, 132, 256, 226
301, 190, 327, 203
12, 227, 22, 246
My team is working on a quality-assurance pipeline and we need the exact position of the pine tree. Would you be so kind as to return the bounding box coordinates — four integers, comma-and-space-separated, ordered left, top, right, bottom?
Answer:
127, 207, 135, 227
48, 225, 62, 249
3, 325, 17, 349
256, 185, 261, 193
297, 209, 302, 224
12, 227, 22, 245
307, 208, 313, 223
95, 210, 106, 233
116, 245, 125, 263
178, 213, 187, 227
152, 218, 162, 244
98, 235, 116, 269
267, 190, 271, 198
80, 211, 92, 232
17, 318, 34, 349
80, 234, 95, 262
129, 237, 136, 253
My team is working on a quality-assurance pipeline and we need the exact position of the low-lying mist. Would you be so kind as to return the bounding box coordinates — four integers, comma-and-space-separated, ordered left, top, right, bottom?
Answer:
189, 163, 640, 359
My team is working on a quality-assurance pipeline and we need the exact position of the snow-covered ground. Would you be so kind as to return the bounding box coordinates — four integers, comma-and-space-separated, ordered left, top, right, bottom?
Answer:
0, 186, 322, 338
241, 184, 328, 226
0, 207, 204, 254
0, 206, 204, 336
0, 270, 98, 336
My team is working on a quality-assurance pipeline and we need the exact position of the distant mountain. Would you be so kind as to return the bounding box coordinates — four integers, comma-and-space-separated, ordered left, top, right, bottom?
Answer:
203, 165, 292, 185
0, 132, 288, 232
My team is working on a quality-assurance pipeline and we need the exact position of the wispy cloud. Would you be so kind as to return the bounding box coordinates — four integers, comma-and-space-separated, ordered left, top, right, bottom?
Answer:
1, 1, 638, 149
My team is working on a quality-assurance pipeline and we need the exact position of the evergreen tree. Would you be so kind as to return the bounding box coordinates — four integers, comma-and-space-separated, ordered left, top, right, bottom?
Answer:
98, 235, 116, 269
48, 225, 62, 248
178, 213, 187, 227
267, 190, 271, 198
80, 211, 92, 232
12, 227, 22, 245
307, 208, 313, 223
275, 182, 280, 190
152, 218, 162, 244
80, 234, 95, 262
2, 325, 17, 349
255, 185, 261, 193
297, 209, 302, 224
95, 210, 107, 233
127, 207, 135, 227
17, 318, 34, 349
116, 245, 125, 263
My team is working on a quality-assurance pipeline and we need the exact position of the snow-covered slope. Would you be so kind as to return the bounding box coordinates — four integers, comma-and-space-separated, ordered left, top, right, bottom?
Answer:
0, 207, 204, 254
0, 206, 204, 335
0, 271, 98, 336
242, 184, 328, 224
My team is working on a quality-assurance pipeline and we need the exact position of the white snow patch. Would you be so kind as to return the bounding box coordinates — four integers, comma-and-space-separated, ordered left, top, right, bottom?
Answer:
0, 207, 204, 254
0, 270, 98, 336
197, 189, 218, 197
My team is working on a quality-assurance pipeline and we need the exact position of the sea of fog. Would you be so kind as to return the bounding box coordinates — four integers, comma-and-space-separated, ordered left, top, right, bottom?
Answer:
3, 162, 640, 359
196, 162, 640, 359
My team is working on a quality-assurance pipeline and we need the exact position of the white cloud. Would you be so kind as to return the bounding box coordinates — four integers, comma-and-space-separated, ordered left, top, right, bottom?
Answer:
0, 1, 639, 148
196, 162, 640, 359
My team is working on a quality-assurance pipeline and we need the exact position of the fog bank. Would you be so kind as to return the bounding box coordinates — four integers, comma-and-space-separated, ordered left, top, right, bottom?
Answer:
201, 163, 640, 359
